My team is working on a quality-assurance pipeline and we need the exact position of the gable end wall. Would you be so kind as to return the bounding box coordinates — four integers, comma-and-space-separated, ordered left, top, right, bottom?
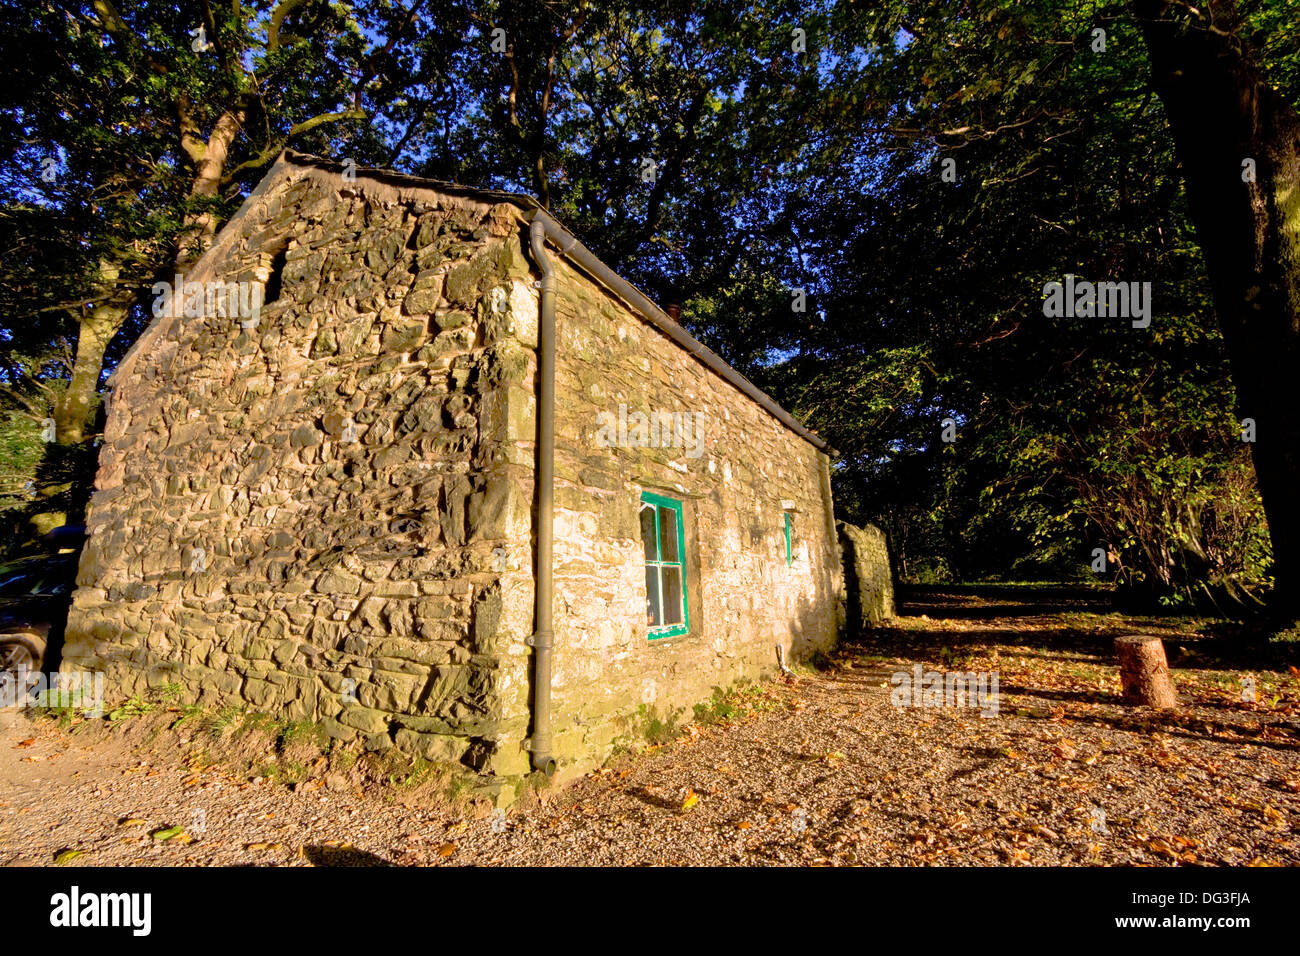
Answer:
62, 168, 540, 780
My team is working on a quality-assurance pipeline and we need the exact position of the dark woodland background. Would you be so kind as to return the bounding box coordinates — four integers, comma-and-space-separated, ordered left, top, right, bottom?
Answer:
1, 0, 1297, 614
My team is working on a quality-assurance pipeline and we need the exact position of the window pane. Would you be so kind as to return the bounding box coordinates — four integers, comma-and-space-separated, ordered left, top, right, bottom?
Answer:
645, 566, 661, 627
658, 506, 679, 562
661, 566, 683, 626
640, 505, 659, 561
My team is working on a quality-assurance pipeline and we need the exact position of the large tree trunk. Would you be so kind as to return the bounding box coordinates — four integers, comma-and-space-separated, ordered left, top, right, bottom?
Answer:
40, 99, 250, 536
28, 259, 134, 537
1130, 0, 1300, 615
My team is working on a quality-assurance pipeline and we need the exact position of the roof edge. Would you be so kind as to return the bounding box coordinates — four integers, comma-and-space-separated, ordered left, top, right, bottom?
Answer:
526, 208, 832, 455
114, 150, 831, 455
277, 151, 832, 455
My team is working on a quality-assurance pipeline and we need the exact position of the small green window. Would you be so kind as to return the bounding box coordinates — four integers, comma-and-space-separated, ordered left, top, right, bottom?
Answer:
640, 492, 688, 639
784, 512, 794, 566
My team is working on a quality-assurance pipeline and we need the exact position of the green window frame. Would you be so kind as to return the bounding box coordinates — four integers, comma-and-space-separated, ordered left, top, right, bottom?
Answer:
640, 492, 689, 639
784, 512, 794, 567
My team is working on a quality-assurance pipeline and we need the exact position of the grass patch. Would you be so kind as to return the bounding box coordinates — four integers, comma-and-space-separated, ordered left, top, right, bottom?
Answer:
331, 743, 358, 771
693, 688, 740, 725
636, 704, 680, 746
279, 719, 330, 751
692, 682, 783, 727
106, 696, 153, 721
169, 704, 204, 731
207, 703, 243, 736
236, 711, 280, 738
360, 749, 472, 805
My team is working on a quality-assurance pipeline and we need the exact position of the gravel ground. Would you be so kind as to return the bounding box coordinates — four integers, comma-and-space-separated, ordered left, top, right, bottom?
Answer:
3, 589, 1298, 867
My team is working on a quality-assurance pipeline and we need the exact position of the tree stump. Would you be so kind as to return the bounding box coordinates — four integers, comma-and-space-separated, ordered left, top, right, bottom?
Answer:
1115, 636, 1177, 708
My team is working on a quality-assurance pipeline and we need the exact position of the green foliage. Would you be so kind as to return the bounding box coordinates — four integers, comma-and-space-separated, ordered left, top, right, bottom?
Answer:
693, 688, 740, 725
107, 696, 154, 721
0, 0, 442, 548
208, 703, 244, 736
0, 412, 43, 514
169, 704, 205, 731
632, 703, 680, 745
743, 0, 1287, 605
279, 719, 330, 751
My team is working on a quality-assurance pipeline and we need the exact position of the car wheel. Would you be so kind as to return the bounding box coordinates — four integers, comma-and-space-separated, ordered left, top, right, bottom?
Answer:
0, 633, 46, 706
1, 631, 44, 668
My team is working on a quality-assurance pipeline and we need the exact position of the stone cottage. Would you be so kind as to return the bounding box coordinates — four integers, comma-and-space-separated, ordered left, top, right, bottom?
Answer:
61, 151, 845, 799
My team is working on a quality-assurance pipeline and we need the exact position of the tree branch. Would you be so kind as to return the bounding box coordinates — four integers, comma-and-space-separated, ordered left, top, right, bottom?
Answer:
221, 108, 367, 183
268, 0, 310, 52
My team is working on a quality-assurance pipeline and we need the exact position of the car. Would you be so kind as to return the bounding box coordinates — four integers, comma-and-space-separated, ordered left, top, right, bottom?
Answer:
0, 549, 81, 683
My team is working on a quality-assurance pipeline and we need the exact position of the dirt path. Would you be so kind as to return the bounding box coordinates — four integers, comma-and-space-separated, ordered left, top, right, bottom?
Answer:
3, 587, 1298, 866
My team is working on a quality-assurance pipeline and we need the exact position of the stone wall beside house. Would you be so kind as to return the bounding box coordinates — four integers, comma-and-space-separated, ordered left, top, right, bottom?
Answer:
839, 520, 896, 630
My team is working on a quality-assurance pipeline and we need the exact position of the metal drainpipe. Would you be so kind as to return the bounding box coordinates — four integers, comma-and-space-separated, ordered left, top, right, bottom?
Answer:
527, 218, 558, 778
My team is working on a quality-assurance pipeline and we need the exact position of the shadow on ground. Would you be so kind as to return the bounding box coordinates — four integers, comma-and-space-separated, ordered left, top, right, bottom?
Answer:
863, 583, 1300, 669
900, 583, 1113, 619
301, 845, 394, 867
837, 582, 1300, 753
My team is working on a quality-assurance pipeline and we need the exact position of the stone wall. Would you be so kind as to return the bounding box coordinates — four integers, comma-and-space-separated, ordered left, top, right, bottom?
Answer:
839, 521, 895, 630
61, 164, 541, 788
544, 255, 845, 776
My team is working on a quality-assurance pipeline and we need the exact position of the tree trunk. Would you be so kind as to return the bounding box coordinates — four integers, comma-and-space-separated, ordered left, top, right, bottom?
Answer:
175, 106, 246, 267
1115, 636, 1178, 708
57, 261, 132, 444
26, 260, 134, 539
1130, 1, 1300, 615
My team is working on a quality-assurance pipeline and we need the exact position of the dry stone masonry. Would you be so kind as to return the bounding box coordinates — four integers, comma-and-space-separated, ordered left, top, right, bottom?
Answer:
62, 153, 856, 799
839, 521, 896, 630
